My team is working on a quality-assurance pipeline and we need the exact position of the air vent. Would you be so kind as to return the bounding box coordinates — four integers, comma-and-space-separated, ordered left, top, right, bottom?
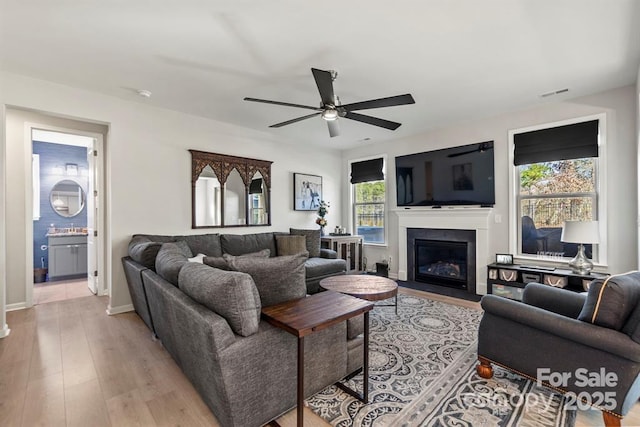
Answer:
540, 88, 569, 98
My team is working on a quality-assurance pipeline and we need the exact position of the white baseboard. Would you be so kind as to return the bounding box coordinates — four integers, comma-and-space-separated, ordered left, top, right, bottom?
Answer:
106, 303, 134, 316
0, 324, 10, 338
6, 302, 27, 312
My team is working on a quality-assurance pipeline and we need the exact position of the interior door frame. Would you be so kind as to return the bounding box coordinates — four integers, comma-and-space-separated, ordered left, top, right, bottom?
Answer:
24, 122, 106, 306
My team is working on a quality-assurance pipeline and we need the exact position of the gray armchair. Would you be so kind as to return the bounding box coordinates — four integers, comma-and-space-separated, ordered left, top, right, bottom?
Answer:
477, 281, 640, 427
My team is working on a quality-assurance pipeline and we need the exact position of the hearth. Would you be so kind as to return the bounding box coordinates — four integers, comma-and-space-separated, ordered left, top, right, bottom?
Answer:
407, 228, 476, 294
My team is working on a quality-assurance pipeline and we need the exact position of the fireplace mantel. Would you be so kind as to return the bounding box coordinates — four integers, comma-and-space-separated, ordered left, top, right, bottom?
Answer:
394, 207, 492, 295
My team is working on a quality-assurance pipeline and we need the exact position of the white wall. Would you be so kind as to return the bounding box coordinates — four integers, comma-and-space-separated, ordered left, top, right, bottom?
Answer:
1, 71, 343, 315
344, 85, 638, 277
637, 65, 640, 267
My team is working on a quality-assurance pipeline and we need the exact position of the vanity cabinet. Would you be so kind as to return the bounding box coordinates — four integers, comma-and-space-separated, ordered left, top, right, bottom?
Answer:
48, 235, 88, 280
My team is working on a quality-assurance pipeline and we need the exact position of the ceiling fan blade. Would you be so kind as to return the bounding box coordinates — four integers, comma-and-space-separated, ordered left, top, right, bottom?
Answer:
344, 112, 402, 130
327, 120, 340, 138
311, 68, 335, 106
342, 94, 415, 112
269, 112, 321, 128
447, 150, 477, 158
447, 142, 494, 157
244, 97, 322, 111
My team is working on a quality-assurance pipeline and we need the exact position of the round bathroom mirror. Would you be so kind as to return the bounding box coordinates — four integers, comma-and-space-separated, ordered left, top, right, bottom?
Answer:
50, 179, 85, 217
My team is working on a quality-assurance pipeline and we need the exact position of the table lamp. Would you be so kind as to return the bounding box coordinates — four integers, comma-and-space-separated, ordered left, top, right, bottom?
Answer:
561, 220, 599, 274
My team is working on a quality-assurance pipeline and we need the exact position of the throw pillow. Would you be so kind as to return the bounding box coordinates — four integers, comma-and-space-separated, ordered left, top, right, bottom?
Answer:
188, 253, 206, 263
179, 263, 261, 337
276, 235, 308, 256
155, 242, 190, 286
222, 249, 270, 262
226, 252, 308, 306
174, 240, 194, 258
206, 249, 271, 271
128, 236, 163, 269
578, 271, 640, 330
203, 256, 232, 271
290, 228, 321, 258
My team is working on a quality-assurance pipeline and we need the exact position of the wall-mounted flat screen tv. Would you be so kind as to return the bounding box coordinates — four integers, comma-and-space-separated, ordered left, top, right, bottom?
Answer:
395, 141, 495, 207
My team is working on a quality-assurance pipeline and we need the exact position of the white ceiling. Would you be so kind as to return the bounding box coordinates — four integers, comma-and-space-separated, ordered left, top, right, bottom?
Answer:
2, 1, 639, 150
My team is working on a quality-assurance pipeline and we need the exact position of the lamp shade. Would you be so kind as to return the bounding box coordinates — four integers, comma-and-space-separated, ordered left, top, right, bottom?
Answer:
561, 220, 599, 244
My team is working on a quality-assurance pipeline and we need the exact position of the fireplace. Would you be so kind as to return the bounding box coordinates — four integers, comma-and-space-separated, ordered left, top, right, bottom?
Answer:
407, 228, 476, 294
415, 239, 468, 288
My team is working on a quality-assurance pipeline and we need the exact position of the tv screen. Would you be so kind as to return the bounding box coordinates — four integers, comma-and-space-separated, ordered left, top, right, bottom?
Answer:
395, 141, 495, 207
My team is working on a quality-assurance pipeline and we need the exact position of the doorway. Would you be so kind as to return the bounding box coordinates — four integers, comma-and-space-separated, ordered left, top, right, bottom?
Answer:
27, 125, 105, 306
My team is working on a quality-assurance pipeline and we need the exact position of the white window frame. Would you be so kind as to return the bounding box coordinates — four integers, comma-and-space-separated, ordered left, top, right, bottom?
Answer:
349, 155, 387, 246
508, 114, 608, 267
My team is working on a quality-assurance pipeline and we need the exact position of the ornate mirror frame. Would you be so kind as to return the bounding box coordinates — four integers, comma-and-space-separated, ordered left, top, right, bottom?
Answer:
190, 149, 272, 228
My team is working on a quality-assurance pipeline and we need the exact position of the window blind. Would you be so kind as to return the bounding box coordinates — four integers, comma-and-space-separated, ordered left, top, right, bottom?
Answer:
249, 178, 262, 194
513, 120, 599, 166
350, 158, 384, 184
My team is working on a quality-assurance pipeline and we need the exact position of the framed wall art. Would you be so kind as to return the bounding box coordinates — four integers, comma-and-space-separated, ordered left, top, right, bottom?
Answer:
496, 253, 514, 265
293, 173, 322, 211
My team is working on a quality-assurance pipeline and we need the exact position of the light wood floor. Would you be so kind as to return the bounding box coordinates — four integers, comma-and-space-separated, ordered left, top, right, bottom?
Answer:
33, 278, 93, 305
1, 288, 638, 426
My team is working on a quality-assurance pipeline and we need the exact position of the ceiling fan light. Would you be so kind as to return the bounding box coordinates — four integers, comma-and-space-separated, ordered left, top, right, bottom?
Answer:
322, 109, 338, 121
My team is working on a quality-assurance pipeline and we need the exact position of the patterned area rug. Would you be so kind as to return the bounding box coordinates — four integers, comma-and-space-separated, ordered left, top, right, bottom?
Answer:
306, 294, 575, 427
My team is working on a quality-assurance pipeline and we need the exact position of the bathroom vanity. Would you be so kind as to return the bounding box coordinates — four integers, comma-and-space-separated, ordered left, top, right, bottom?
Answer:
48, 234, 88, 280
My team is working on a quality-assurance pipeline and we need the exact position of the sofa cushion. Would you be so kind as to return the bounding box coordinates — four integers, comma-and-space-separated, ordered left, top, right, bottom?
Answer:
174, 240, 194, 258
276, 235, 307, 256
290, 228, 321, 258
220, 232, 276, 257
305, 257, 347, 278
183, 234, 223, 258
578, 271, 640, 331
155, 242, 190, 286
128, 235, 163, 269
178, 263, 261, 337
227, 252, 308, 306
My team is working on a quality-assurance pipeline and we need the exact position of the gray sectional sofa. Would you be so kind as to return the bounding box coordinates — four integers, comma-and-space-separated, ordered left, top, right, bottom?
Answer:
121, 230, 360, 427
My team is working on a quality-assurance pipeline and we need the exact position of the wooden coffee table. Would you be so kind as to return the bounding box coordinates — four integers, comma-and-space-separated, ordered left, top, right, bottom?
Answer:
262, 291, 374, 427
319, 275, 399, 314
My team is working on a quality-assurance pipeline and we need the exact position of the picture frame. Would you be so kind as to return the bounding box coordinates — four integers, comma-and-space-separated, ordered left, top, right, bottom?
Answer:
293, 173, 322, 211
496, 253, 514, 265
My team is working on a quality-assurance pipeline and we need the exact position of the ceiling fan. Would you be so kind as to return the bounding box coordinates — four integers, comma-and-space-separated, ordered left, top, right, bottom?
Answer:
244, 68, 415, 138
447, 141, 494, 158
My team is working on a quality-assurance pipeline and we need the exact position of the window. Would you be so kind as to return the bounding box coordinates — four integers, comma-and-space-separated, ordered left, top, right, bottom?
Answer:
511, 118, 604, 262
351, 158, 385, 244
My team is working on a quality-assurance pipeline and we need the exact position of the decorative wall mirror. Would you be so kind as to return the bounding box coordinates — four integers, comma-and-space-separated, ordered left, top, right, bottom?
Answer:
50, 179, 86, 218
190, 150, 272, 228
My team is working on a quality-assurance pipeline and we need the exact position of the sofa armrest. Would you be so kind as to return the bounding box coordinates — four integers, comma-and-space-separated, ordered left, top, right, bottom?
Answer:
522, 282, 586, 319
320, 248, 338, 259
481, 295, 640, 362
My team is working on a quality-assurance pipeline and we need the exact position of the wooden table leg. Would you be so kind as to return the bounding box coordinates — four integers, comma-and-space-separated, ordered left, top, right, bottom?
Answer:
363, 311, 369, 403
395, 293, 398, 315
298, 336, 304, 426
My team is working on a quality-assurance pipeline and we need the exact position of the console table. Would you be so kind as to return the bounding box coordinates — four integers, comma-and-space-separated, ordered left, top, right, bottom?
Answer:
261, 291, 373, 426
321, 235, 363, 274
487, 263, 608, 301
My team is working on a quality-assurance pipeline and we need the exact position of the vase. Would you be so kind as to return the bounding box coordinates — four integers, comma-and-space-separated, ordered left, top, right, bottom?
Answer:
320, 226, 325, 236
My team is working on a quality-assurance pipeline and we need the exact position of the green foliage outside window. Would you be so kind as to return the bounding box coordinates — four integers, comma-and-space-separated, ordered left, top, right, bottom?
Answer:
519, 159, 596, 228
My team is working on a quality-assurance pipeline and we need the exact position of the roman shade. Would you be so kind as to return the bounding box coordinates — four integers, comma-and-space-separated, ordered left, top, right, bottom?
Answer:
513, 120, 599, 166
350, 158, 384, 184
249, 178, 262, 194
